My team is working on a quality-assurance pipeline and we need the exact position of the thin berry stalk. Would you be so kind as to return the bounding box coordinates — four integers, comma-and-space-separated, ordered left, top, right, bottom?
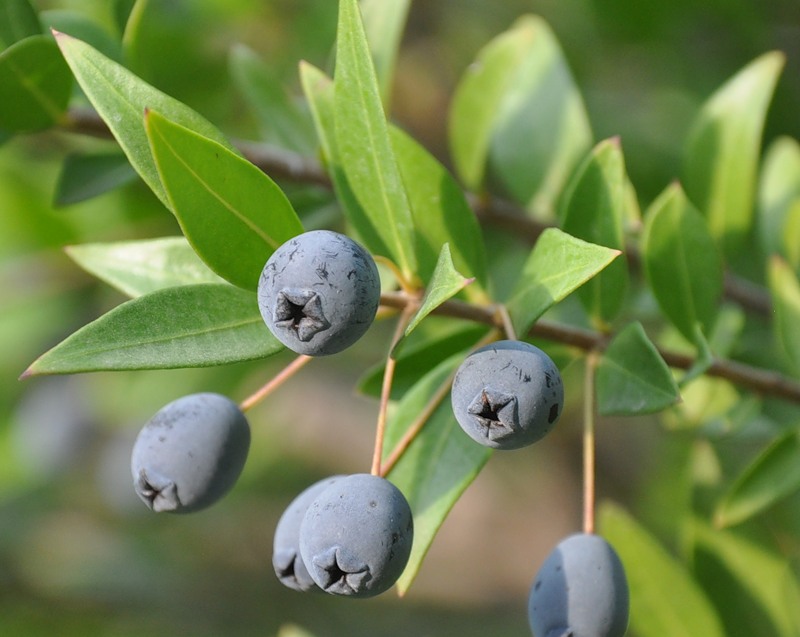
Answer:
239, 354, 312, 412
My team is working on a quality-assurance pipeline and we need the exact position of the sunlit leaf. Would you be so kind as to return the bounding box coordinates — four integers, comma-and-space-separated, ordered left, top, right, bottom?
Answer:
0, 35, 72, 132
683, 52, 784, 256
715, 427, 800, 528
757, 137, 800, 259
146, 109, 303, 291
54, 151, 137, 206
507, 227, 620, 336
334, 0, 416, 280
559, 138, 628, 324
768, 256, 800, 374
23, 284, 280, 375
384, 354, 491, 595
597, 322, 681, 416
641, 183, 723, 344
0, 0, 40, 50
599, 502, 726, 637
54, 31, 235, 208
65, 237, 225, 298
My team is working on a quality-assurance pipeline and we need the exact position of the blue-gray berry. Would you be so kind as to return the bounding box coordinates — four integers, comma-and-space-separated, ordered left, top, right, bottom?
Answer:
298, 473, 413, 598
273, 475, 342, 592
451, 340, 563, 450
528, 533, 629, 637
131, 393, 250, 513
257, 230, 381, 356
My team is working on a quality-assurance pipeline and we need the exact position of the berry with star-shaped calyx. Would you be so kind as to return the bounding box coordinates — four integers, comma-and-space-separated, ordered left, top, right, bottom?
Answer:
451, 340, 563, 450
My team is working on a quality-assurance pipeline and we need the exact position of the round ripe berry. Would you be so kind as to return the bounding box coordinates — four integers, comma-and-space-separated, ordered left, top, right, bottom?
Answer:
273, 475, 342, 592
131, 393, 250, 513
528, 533, 629, 637
257, 230, 381, 356
298, 473, 413, 598
451, 340, 564, 450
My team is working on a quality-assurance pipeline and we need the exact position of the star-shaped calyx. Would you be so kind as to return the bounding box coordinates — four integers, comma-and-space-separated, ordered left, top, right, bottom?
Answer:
135, 468, 181, 512
274, 288, 330, 342
467, 387, 519, 441
311, 546, 371, 595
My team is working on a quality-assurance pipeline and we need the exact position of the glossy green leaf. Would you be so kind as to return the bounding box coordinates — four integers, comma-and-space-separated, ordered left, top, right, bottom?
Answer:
334, 0, 416, 279
449, 15, 591, 213
299, 60, 392, 260
0, 0, 40, 50
54, 151, 137, 206
359, 0, 410, 105
229, 44, 316, 153
768, 257, 800, 374
560, 138, 628, 324
642, 183, 723, 344
507, 227, 620, 336
390, 125, 488, 293
23, 284, 280, 376
54, 31, 235, 209
596, 322, 681, 416
401, 244, 473, 343
145, 109, 304, 291
691, 521, 800, 637
715, 427, 800, 528
384, 354, 492, 594
0, 35, 72, 132
758, 137, 800, 259
683, 52, 784, 255
599, 502, 726, 637
65, 237, 225, 298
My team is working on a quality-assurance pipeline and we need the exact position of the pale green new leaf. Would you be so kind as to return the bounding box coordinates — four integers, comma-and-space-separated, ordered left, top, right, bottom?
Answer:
359, 0, 411, 105
54, 31, 235, 208
599, 503, 726, 637
507, 227, 620, 336
65, 237, 225, 298
758, 137, 800, 259
145, 110, 303, 291
768, 257, 800, 374
596, 322, 681, 416
334, 0, 416, 279
683, 52, 784, 256
560, 138, 628, 324
715, 427, 800, 528
384, 355, 491, 595
23, 284, 281, 376
642, 183, 724, 344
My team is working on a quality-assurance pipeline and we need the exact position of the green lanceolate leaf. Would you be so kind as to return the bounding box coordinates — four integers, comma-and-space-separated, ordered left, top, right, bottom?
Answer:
384, 354, 492, 595
599, 503, 726, 637
768, 257, 800, 374
401, 244, 474, 343
596, 322, 681, 416
0, 35, 72, 132
299, 60, 392, 260
334, 0, 416, 280
0, 0, 40, 50
145, 110, 304, 291
229, 44, 316, 153
507, 227, 621, 336
390, 125, 488, 294
23, 283, 280, 376
53, 31, 235, 209
715, 427, 800, 528
65, 237, 226, 298
560, 138, 628, 325
449, 15, 592, 214
359, 0, 411, 106
642, 183, 724, 344
683, 52, 785, 256
758, 137, 800, 259
691, 520, 800, 637
54, 151, 137, 206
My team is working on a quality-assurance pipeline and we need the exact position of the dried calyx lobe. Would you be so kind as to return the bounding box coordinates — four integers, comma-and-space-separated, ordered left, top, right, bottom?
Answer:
451, 340, 564, 450
257, 230, 381, 356
298, 473, 413, 598
130, 393, 250, 514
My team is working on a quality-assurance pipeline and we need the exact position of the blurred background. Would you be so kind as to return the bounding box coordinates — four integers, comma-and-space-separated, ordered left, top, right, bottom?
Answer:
1, 1, 798, 635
